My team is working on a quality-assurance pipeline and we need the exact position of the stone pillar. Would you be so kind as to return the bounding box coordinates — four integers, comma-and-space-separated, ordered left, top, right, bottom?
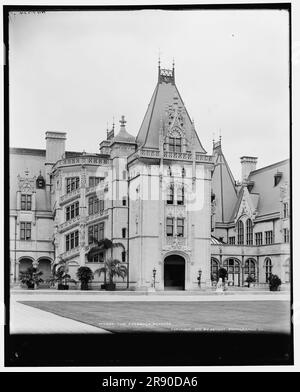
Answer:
16, 190, 21, 210
241, 254, 244, 287
32, 260, 38, 268
15, 261, 20, 282
79, 223, 86, 266
256, 256, 260, 285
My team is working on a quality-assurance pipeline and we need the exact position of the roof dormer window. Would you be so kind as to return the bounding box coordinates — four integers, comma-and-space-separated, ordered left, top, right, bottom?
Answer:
274, 172, 283, 187
169, 137, 181, 153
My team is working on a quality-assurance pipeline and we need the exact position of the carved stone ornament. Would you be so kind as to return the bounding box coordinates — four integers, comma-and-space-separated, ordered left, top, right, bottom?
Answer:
280, 182, 289, 201
81, 171, 86, 187
162, 236, 191, 254
211, 199, 216, 215
18, 174, 36, 193
235, 194, 257, 222
79, 223, 86, 245
166, 205, 186, 218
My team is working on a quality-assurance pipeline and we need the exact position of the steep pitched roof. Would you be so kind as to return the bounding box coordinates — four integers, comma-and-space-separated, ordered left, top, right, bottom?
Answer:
211, 140, 238, 223
136, 66, 206, 153
247, 159, 289, 217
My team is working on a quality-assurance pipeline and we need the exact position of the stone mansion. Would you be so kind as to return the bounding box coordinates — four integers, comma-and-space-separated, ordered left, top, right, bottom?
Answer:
9, 65, 290, 290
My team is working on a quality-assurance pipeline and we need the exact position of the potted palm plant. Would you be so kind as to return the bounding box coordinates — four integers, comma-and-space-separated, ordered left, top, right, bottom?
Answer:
47, 260, 77, 290
268, 274, 282, 291
19, 266, 44, 289
76, 266, 94, 290
87, 237, 125, 289
94, 258, 127, 291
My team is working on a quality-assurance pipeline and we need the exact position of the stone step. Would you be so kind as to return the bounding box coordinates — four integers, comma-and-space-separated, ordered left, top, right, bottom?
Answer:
10, 288, 289, 296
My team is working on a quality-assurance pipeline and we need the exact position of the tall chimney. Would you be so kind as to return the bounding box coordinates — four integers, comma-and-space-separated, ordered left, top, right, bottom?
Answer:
45, 132, 67, 164
240, 156, 258, 182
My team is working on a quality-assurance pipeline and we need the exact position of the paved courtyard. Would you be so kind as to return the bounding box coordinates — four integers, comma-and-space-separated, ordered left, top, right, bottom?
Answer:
14, 299, 290, 333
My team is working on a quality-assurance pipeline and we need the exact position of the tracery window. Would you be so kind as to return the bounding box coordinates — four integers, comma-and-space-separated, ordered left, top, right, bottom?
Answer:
246, 219, 253, 245
167, 185, 174, 205
177, 187, 184, 205
169, 137, 181, 152
237, 220, 244, 245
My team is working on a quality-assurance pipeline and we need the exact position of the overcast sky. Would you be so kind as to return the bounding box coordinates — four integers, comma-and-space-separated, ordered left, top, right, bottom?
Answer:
9, 8, 289, 180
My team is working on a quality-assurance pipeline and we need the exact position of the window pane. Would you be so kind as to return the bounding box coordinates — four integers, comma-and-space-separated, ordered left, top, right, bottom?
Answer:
88, 227, 93, 244
70, 233, 74, 248
94, 198, 99, 214
99, 223, 104, 240
88, 197, 93, 215
75, 231, 79, 247
100, 199, 104, 212
66, 235, 70, 251
27, 195, 32, 210
94, 224, 99, 242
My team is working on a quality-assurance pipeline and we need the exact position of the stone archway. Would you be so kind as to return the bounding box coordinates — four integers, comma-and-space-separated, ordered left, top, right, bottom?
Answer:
164, 254, 185, 290
19, 258, 33, 272
18, 257, 34, 281
223, 258, 241, 287
37, 258, 52, 280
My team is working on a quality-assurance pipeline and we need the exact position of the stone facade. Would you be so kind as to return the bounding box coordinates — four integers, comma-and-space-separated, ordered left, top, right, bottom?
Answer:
9, 66, 290, 290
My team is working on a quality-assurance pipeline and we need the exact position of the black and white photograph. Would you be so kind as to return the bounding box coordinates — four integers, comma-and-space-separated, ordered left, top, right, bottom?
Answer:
2, 1, 297, 373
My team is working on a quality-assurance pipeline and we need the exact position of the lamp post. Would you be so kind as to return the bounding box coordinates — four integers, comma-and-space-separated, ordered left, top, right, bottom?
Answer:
152, 268, 157, 289
198, 269, 202, 288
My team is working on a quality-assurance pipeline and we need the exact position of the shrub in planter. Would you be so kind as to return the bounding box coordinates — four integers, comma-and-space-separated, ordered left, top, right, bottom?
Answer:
245, 275, 256, 288
268, 274, 282, 291
19, 267, 44, 289
76, 266, 94, 290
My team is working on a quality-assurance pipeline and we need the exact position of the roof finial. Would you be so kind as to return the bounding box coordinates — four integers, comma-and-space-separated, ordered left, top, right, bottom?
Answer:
219, 128, 222, 142
213, 131, 215, 143
112, 116, 115, 132
172, 57, 175, 82
158, 49, 161, 68
120, 115, 127, 128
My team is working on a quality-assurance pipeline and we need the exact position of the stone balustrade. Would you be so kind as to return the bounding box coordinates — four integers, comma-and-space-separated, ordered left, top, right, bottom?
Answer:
58, 215, 81, 233
52, 155, 112, 172
60, 188, 81, 204
86, 209, 108, 223
60, 246, 80, 260
127, 148, 213, 164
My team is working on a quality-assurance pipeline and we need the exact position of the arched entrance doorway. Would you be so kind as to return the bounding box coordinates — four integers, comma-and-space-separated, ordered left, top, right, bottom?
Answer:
164, 254, 185, 290
223, 258, 241, 286
211, 258, 220, 283
18, 257, 33, 279
264, 258, 272, 283
38, 258, 52, 280
244, 258, 257, 282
